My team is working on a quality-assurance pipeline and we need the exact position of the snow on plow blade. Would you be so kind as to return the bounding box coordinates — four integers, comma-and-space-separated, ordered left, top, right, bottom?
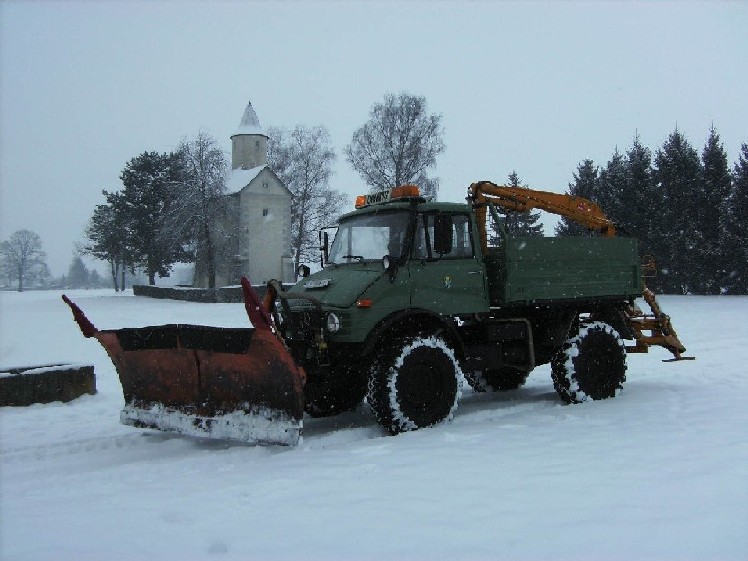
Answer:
62, 280, 305, 446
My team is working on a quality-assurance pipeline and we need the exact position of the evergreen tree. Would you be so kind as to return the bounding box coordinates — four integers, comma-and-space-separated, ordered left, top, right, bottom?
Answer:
494, 171, 543, 238
597, 149, 627, 224
556, 159, 599, 236
119, 151, 189, 285
81, 195, 130, 291
698, 126, 733, 293
621, 136, 658, 255
721, 143, 748, 293
67, 256, 89, 288
653, 129, 703, 294
89, 269, 103, 288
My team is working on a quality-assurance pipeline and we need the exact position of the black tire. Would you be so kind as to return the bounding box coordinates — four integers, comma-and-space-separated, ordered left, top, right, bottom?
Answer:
465, 367, 529, 392
551, 321, 627, 404
303, 364, 368, 418
367, 335, 464, 435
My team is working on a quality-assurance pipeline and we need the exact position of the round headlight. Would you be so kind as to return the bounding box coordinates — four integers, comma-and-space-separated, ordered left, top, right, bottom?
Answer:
326, 312, 341, 333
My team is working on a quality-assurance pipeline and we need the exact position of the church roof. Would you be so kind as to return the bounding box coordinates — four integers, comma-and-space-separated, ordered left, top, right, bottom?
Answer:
231, 101, 268, 138
225, 164, 267, 194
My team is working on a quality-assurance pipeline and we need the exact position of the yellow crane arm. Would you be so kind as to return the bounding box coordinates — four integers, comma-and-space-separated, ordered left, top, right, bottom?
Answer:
467, 180, 617, 254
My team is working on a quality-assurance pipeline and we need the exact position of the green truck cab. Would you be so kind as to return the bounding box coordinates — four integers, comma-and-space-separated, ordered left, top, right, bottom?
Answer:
276, 186, 645, 434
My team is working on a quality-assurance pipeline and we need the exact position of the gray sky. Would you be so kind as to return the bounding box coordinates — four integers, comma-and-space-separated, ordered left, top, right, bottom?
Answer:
2, 1, 746, 277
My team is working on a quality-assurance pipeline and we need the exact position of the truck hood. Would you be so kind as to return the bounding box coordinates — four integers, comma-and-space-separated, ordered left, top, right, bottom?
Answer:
289, 264, 384, 308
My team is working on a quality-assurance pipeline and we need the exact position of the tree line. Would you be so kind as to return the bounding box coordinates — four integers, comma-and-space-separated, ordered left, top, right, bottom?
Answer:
5, 92, 744, 295
556, 128, 747, 294
0, 230, 114, 291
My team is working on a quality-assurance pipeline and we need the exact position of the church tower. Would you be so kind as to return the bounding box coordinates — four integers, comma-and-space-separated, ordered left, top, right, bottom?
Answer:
231, 101, 268, 170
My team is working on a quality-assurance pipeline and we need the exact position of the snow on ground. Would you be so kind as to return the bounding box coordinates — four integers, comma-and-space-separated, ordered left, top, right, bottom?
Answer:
1, 289, 746, 561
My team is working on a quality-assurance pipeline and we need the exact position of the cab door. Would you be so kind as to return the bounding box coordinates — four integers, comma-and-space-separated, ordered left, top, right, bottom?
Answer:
408, 212, 489, 315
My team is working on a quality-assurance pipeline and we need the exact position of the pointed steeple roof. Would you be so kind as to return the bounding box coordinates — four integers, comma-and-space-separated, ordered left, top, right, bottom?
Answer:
231, 101, 268, 138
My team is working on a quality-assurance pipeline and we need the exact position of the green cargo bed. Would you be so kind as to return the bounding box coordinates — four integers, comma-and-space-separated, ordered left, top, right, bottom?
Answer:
485, 236, 642, 306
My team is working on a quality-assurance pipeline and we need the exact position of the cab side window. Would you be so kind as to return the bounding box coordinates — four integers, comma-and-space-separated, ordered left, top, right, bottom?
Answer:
413, 214, 473, 259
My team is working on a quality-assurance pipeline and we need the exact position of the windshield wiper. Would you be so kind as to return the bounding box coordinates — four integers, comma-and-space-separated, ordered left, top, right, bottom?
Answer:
341, 255, 364, 262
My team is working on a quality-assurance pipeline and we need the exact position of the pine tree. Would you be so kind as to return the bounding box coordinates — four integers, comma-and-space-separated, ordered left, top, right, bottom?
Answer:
82, 194, 130, 291
495, 171, 543, 237
598, 149, 627, 224
653, 129, 703, 294
621, 136, 658, 255
698, 126, 733, 293
67, 256, 90, 288
721, 143, 748, 293
118, 151, 190, 285
556, 159, 599, 237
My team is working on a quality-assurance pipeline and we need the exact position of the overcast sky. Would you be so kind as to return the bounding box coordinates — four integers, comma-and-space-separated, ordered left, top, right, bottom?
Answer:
1, 1, 746, 276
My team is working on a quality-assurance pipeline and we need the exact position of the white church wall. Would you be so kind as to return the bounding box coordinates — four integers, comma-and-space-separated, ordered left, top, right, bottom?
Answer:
239, 169, 291, 284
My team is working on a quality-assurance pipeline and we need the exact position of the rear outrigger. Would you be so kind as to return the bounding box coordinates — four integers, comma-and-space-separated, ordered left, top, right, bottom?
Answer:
65, 181, 692, 445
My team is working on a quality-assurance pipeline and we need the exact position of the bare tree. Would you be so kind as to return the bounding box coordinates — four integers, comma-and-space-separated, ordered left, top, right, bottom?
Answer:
268, 125, 344, 271
173, 131, 232, 288
0, 229, 48, 292
345, 92, 444, 198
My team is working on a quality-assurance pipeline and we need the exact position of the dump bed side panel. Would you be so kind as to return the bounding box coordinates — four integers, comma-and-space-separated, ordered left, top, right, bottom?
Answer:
486, 237, 642, 306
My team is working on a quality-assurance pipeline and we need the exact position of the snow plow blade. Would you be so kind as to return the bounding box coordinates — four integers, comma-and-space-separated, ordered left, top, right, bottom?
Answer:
62, 279, 305, 446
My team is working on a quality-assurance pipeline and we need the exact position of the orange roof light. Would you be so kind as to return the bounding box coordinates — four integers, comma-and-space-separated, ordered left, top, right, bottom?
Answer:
391, 185, 420, 199
354, 185, 421, 209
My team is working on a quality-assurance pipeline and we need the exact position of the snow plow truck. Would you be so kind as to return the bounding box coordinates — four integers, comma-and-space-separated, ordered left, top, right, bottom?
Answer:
64, 181, 692, 445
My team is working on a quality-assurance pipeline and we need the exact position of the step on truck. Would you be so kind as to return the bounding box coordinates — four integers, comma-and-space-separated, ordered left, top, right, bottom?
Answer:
65, 181, 692, 445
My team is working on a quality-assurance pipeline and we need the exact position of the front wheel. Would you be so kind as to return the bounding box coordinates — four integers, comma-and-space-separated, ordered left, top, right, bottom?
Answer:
367, 335, 464, 435
551, 321, 627, 403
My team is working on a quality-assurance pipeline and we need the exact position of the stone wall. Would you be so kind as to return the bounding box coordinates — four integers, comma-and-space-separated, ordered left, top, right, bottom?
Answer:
0, 364, 96, 406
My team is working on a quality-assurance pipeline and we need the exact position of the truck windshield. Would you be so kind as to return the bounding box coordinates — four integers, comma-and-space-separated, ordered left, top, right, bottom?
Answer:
328, 211, 410, 264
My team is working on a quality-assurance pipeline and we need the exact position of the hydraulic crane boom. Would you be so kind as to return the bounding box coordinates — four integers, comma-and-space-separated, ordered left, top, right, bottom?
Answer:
467, 180, 616, 254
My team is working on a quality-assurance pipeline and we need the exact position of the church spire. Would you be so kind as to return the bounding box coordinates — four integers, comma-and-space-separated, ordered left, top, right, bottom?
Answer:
233, 101, 268, 138
231, 100, 268, 170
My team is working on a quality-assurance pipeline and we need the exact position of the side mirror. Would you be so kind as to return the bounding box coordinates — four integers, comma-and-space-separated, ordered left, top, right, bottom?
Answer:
433, 214, 454, 255
383, 255, 398, 282
297, 264, 311, 278
320, 231, 329, 266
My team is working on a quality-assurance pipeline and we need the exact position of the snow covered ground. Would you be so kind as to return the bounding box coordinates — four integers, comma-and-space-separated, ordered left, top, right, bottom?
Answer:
1, 289, 746, 561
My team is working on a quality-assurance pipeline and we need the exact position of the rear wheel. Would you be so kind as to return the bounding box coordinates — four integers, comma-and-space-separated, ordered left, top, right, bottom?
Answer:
551, 321, 627, 403
367, 335, 464, 435
465, 367, 529, 392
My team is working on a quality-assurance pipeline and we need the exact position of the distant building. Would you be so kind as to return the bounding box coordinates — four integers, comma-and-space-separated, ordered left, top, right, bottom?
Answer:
193, 101, 294, 287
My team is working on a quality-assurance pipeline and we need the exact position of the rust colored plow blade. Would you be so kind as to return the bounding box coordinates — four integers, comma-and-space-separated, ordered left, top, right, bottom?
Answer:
62, 285, 305, 446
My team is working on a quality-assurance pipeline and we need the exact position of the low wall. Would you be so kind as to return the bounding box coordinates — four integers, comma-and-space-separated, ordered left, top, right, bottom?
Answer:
0, 364, 96, 407
133, 285, 247, 303
132, 284, 292, 303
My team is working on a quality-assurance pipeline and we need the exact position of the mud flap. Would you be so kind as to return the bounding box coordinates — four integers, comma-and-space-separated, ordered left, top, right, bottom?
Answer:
62, 279, 305, 446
